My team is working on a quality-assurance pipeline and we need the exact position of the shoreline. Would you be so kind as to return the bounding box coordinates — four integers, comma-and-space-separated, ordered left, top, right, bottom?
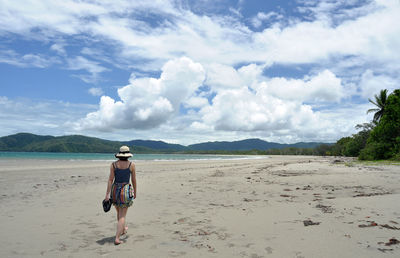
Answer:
0, 152, 269, 161
1, 156, 399, 257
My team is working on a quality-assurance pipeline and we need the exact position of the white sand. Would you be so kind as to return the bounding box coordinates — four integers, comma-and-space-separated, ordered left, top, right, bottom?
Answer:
0, 156, 399, 257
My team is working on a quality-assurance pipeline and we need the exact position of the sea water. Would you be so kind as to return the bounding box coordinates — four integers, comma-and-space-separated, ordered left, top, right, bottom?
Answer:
0, 152, 266, 161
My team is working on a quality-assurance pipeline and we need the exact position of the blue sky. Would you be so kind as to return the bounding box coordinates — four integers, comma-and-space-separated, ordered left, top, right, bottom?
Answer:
0, 0, 399, 144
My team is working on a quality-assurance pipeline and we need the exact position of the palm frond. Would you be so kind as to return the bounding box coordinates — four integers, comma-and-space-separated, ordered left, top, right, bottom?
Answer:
367, 108, 379, 114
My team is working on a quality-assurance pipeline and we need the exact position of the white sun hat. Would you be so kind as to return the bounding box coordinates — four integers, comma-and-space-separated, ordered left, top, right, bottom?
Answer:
115, 145, 133, 158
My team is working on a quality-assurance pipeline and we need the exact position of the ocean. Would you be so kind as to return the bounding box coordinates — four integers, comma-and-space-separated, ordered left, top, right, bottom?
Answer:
0, 152, 266, 161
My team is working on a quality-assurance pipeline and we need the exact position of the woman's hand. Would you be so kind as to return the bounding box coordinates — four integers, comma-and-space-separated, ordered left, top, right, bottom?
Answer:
105, 195, 110, 201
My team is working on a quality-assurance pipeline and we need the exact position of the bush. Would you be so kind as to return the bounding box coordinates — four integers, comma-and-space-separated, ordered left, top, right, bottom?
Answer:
392, 152, 400, 161
359, 142, 390, 160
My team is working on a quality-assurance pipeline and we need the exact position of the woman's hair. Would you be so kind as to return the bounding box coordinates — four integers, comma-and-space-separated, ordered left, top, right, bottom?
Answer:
118, 157, 129, 161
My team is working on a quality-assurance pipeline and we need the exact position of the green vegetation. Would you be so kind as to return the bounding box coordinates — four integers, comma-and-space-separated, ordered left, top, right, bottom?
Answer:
359, 89, 400, 160
367, 89, 388, 123
326, 89, 400, 161
0, 133, 329, 154
0, 133, 122, 153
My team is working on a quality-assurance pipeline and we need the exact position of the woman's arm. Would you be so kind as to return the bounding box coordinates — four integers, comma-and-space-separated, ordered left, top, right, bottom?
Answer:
105, 164, 115, 201
131, 163, 137, 199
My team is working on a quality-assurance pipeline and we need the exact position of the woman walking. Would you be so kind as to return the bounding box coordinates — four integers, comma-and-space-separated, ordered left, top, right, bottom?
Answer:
105, 146, 137, 245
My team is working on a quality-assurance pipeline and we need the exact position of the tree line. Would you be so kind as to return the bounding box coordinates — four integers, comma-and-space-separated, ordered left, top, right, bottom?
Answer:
321, 89, 400, 160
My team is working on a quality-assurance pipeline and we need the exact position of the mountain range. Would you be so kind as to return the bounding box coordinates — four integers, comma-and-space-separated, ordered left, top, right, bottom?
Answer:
0, 133, 328, 153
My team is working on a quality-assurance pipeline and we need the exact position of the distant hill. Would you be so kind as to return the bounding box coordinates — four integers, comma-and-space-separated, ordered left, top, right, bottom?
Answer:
123, 140, 187, 151
188, 138, 324, 151
0, 133, 330, 153
0, 133, 122, 153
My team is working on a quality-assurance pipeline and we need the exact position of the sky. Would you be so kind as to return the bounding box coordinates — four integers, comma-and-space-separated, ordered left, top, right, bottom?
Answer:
0, 0, 399, 145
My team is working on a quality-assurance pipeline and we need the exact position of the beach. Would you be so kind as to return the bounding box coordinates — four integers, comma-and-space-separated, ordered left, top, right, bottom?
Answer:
0, 156, 399, 257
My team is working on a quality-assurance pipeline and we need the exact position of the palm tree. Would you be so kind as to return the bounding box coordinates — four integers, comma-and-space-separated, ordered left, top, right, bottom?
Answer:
367, 89, 388, 123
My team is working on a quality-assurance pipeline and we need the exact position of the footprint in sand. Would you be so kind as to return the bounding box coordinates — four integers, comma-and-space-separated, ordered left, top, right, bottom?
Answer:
265, 246, 273, 254
169, 251, 187, 257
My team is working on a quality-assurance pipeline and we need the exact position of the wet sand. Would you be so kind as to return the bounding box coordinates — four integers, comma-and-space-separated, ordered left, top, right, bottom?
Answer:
0, 156, 399, 257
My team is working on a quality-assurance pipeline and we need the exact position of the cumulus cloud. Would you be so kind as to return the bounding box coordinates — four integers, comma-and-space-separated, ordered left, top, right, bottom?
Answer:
76, 57, 205, 130
75, 57, 356, 143
260, 70, 345, 103
196, 67, 344, 135
199, 87, 316, 132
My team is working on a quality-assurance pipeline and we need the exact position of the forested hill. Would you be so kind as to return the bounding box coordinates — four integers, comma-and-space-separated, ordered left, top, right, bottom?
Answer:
0, 133, 122, 153
187, 138, 323, 151
0, 133, 328, 153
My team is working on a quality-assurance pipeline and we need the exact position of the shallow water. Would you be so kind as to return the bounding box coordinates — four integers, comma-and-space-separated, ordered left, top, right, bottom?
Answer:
0, 151, 266, 161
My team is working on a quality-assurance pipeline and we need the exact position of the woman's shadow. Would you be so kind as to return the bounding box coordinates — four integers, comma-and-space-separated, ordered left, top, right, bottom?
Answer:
96, 236, 129, 245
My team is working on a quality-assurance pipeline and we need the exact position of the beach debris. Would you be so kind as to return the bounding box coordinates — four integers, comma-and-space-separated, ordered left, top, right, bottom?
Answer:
175, 217, 189, 224
389, 220, 398, 224
332, 159, 343, 164
197, 229, 211, 236
380, 238, 400, 246
303, 185, 312, 190
386, 238, 400, 246
358, 221, 378, 228
209, 203, 234, 207
283, 188, 292, 191
303, 219, 320, 226
344, 234, 351, 238
377, 248, 393, 253
353, 192, 391, 197
315, 204, 333, 213
380, 224, 400, 230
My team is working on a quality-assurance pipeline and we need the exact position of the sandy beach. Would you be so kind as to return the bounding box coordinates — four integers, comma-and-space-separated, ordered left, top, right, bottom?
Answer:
0, 156, 399, 257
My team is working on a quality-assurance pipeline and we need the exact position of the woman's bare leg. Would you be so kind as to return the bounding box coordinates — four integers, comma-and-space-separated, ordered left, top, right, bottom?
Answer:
115, 206, 120, 221
115, 207, 128, 244
122, 208, 129, 235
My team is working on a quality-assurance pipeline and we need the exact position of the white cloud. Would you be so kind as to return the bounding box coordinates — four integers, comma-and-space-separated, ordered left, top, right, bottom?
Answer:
88, 87, 104, 96
260, 70, 345, 103
76, 57, 205, 130
184, 97, 209, 109
0, 96, 96, 137
74, 58, 359, 143
0, 49, 58, 68
67, 56, 109, 83
1, 0, 399, 70
251, 11, 283, 28
359, 70, 397, 99
50, 43, 66, 56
